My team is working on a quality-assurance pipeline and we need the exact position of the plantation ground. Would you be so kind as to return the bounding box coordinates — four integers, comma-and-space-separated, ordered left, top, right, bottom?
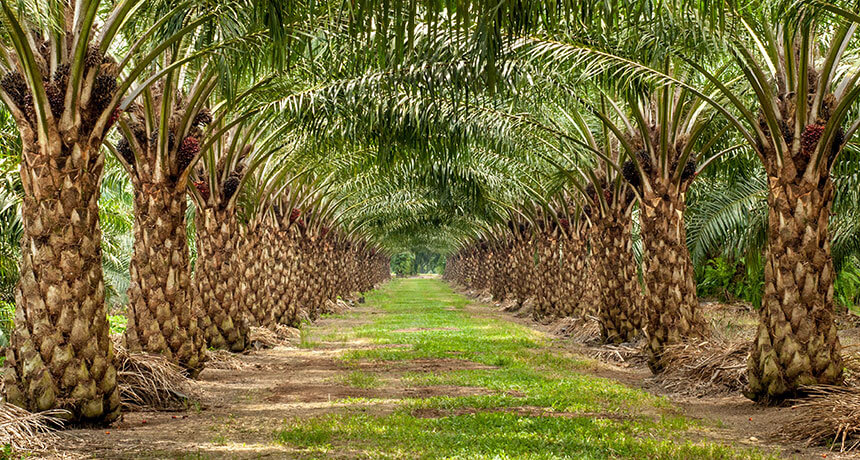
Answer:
47, 279, 838, 459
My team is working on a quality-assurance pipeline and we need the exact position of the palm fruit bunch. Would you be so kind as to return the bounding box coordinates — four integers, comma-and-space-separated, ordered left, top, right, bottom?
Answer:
585, 183, 597, 202
195, 180, 210, 201
149, 128, 176, 152
117, 137, 136, 165
290, 208, 301, 223
193, 108, 213, 128
801, 123, 825, 156
680, 157, 697, 182
1, 72, 32, 115
45, 84, 63, 118
52, 64, 69, 86
779, 119, 794, 145
603, 189, 613, 204
621, 160, 640, 188
177, 136, 200, 173
558, 218, 570, 233
42, 64, 69, 118
85, 45, 105, 68
637, 150, 653, 176
91, 74, 117, 114
222, 173, 241, 202
107, 107, 121, 131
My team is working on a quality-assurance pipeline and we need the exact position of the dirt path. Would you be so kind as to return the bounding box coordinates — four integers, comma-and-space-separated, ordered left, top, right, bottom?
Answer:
42, 279, 840, 459
52, 314, 365, 458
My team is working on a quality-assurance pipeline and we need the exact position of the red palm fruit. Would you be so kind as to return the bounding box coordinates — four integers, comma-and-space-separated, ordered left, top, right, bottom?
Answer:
177, 137, 200, 173
195, 180, 210, 201
801, 123, 826, 156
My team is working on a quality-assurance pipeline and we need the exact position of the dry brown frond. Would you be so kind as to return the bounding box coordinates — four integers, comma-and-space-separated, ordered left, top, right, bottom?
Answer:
112, 337, 198, 411
842, 345, 860, 387
781, 385, 860, 452
205, 349, 246, 370
551, 316, 602, 343
0, 403, 67, 450
655, 339, 749, 395
249, 325, 300, 349
588, 342, 647, 365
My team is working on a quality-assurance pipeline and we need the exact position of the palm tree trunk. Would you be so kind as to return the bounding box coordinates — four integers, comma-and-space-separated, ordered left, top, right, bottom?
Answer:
639, 192, 706, 372
592, 216, 641, 343
533, 237, 554, 319
194, 208, 248, 351
125, 181, 205, 376
4, 140, 120, 423
239, 220, 269, 327
563, 233, 586, 317
256, 217, 280, 328
746, 177, 843, 401
274, 231, 300, 326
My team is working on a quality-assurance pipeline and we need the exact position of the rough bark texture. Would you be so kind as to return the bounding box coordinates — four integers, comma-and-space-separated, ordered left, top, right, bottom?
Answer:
533, 235, 561, 320
273, 230, 300, 327
746, 176, 843, 401
591, 215, 641, 343
561, 231, 588, 317
125, 182, 205, 376
240, 220, 270, 327
194, 208, 248, 352
4, 140, 120, 423
639, 190, 706, 372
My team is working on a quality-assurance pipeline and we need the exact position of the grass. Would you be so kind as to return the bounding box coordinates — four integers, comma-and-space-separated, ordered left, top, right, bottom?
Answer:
341, 370, 381, 389
108, 314, 127, 334
274, 278, 778, 459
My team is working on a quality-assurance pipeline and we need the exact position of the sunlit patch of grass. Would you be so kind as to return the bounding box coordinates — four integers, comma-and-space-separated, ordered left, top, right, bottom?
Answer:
298, 325, 318, 349
341, 370, 381, 389
273, 278, 778, 459
108, 314, 127, 334
275, 411, 776, 460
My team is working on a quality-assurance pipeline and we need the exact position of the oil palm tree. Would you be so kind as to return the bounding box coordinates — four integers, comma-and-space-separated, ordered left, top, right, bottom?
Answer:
673, 1, 858, 401
0, 0, 227, 421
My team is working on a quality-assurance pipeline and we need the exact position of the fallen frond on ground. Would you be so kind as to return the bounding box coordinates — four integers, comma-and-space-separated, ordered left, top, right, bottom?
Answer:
0, 403, 67, 450
249, 325, 300, 349
654, 339, 749, 395
550, 316, 601, 343
587, 342, 647, 366
205, 349, 246, 370
112, 338, 198, 411
249, 326, 282, 349
843, 345, 860, 387
781, 385, 860, 452
320, 299, 352, 315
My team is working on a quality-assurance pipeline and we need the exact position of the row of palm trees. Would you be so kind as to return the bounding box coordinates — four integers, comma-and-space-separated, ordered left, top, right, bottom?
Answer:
0, 0, 402, 423
1, 0, 859, 423
433, 0, 860, 405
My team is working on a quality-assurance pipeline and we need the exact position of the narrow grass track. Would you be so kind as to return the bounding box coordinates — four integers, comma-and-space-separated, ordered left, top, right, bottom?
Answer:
281, 278, 779, 459
56, 278, 781, 459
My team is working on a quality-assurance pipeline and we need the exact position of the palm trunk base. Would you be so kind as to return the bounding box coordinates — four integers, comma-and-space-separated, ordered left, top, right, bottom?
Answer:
745, 178, 843, 402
